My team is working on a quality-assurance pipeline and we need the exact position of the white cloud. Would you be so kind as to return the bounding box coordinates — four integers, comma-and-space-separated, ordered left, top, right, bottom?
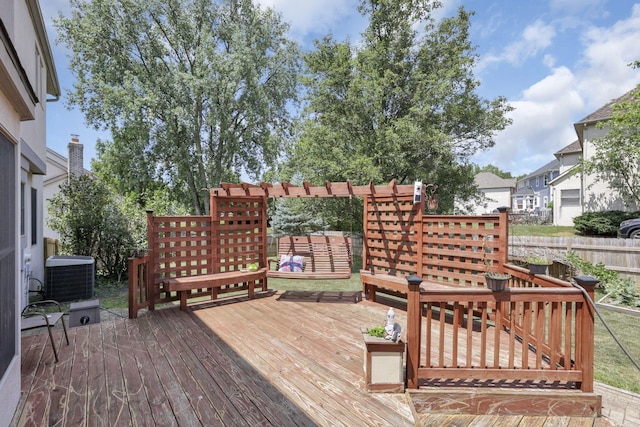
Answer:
576, 3, 640, 109
482, 66, 583, 175
478, 20, 556, 71
477, 3, 640, 176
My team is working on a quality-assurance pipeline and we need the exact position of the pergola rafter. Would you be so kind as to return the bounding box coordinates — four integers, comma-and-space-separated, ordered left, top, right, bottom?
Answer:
212, 179, 415, 198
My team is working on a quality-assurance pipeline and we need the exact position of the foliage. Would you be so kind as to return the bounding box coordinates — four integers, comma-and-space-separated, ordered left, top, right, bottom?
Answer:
366, 325, 386, 338
567, 251, 640, 306
573, 211, 640, 236
525, 256, 551, 265
48, 175, 109, 257
270, 198, 324, 237
286, 0, 512, 213
582, 86, 640, 208
473, 164, 514, 179
47, 175, 141, 280
56, 0, 301, 214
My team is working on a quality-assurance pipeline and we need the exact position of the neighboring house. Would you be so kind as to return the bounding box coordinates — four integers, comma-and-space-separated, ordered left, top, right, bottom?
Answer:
549, 140, 582, 226
0, 0, 60, 422
572, 89, 639, 213
44, 135, 90, 239
471, 172, 516, 215
549, 89, 640, 226
512, 159, 560, 213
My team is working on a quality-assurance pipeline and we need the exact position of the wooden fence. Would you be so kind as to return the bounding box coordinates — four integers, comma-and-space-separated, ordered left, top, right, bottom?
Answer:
509, 235, 640, 284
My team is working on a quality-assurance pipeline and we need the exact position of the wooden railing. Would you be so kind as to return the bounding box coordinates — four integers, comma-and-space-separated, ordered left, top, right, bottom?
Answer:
128, 255, 153, 318
405, 265, 597, 392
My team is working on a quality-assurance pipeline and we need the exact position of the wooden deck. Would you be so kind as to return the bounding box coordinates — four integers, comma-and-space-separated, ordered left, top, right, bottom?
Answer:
13, 291, 612, 426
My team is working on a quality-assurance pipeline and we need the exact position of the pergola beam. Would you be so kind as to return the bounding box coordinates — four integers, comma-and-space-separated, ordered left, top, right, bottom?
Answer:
212, 180, 415, 198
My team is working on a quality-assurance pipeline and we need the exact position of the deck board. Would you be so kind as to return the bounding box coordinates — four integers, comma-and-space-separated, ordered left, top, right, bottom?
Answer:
12, 290, 609, 426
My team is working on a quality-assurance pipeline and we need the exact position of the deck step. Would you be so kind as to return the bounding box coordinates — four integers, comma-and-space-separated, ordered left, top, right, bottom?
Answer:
407, 387, 602, 418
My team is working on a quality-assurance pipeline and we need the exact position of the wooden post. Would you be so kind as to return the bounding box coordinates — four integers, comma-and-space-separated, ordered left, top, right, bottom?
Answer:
146, 210, 155, 312
497, 207, 509, 270
128, 257, 137, 319
406, 275, 423, 389
573, 276, 599, 392
261, 195, 268, 291
415, 195, 424, 278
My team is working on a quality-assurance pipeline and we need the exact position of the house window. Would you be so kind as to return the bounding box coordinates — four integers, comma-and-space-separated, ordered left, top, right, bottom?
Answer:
543, 196, 548, 207
561, 189, 580, 206
31, 188, 37, 245
536, 176, 540, 187
544, 174, 549, 186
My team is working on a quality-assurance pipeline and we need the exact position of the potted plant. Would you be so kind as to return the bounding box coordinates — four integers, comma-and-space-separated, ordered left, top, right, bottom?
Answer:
482, 236, 510, 291
526, 256, 551, 275
362, 321, 404, 392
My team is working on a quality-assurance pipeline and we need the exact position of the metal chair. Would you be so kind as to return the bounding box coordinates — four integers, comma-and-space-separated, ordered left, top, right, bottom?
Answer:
21, 300, 69, 362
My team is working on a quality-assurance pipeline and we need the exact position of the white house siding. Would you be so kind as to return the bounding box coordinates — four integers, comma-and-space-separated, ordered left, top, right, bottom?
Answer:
478, 187, 512, 215
43, 149, 69, 240
581, 124, 633, 212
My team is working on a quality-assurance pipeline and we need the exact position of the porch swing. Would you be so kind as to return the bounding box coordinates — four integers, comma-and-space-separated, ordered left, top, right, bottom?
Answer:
267, 195, 353, 280
267, 234, 353, 280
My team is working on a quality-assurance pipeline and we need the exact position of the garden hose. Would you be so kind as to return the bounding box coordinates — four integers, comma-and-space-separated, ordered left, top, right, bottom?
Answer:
571, 281, 640, 372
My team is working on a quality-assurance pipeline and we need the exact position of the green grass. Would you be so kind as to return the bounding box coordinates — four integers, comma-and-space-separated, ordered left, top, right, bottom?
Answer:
593, 308, 640, 393
510, 224, 577, 237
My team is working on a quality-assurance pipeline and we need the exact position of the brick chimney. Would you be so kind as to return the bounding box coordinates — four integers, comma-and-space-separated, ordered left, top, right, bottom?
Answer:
67, 134, 84, 178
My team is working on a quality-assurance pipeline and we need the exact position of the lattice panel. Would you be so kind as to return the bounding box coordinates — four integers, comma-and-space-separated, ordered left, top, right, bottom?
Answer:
363, 194, 421, 276
150, 216, 213, 286
421, 215, 506, 287
211, 196, 267, 273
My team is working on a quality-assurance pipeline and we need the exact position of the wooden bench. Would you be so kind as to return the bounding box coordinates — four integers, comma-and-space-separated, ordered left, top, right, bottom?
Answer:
360, 270, 413, 302
361, 270, 459, 302
268, 236, 352, 280
162, 268, 268, 311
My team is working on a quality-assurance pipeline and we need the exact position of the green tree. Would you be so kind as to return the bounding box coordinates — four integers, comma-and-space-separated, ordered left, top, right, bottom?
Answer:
583, 86, 640, 208
270, 198, 324, 237
56, 0, 301, 214
286, 0, 512, 213
473, 164, 515, 179
47, 175, 141, 279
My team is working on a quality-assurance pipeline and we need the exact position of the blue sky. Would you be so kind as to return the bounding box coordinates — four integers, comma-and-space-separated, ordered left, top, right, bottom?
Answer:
41, 0, 640, 177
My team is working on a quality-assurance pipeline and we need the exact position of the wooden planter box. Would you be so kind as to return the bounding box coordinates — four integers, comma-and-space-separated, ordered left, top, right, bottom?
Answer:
362, 329, 405, 392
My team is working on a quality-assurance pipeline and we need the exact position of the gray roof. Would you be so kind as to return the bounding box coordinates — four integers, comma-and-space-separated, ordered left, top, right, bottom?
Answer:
554, 140, 581, 158
513, 186, 536, 196
474, 172, 516, 189
520, 159, 560, 181
574, 87, 639, 144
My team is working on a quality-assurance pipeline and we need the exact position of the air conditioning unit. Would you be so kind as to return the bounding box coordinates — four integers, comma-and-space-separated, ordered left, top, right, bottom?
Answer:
45, 256, 95, 302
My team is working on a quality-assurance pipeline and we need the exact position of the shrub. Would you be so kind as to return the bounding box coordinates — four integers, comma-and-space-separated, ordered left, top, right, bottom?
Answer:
48, 175, 141, 280
573, 211, 640, 236
567, 251, 640, 306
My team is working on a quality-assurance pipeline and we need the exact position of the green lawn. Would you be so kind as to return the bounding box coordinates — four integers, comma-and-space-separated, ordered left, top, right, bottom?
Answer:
510, 224, 577, 237
593, 307, 640, 393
